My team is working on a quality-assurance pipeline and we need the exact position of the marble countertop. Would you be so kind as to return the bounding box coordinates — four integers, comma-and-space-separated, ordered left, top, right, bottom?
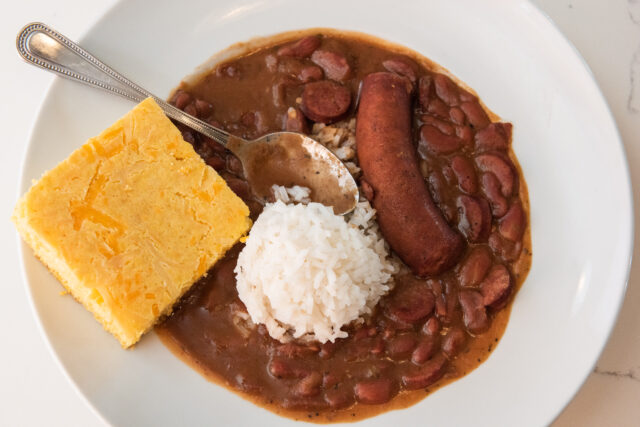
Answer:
541, 1, 640, 425
0, 0, 637, 425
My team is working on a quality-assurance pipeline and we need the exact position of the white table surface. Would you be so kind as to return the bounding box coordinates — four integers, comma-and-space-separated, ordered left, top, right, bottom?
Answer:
1, 1, 638, 426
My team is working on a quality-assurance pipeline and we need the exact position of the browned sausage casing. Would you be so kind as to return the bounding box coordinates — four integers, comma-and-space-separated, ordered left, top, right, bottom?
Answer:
356, 72, 465, 276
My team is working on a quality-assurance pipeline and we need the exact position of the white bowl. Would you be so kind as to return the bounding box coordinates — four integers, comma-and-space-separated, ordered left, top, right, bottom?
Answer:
18, 0, 633, 425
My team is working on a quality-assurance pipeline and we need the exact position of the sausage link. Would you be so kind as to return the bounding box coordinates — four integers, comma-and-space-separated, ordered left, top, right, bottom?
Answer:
356, 72, 465, 276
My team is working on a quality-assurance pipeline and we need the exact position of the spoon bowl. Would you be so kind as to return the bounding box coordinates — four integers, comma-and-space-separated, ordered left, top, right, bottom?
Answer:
227, 133, 358, 214
17, 22, 359, 215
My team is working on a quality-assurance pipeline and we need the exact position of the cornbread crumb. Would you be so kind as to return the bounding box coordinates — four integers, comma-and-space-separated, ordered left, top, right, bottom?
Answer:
12, 98, 251, 348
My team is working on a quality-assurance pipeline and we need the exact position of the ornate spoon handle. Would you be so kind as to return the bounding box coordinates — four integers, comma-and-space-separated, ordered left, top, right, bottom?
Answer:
16, 22, 230, 145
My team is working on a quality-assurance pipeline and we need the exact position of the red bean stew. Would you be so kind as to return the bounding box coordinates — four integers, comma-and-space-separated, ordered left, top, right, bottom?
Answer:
157, 29, 532, 423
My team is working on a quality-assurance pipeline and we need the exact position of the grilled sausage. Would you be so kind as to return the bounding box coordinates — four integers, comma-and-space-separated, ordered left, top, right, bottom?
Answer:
301, 80, 351, 123
356, 72, 465, 276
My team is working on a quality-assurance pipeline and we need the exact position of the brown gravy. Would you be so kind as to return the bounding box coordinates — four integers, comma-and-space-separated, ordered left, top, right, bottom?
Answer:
156, 29, 532, 423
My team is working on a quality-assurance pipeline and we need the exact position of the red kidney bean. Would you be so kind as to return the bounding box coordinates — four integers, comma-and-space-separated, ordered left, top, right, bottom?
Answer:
456, 195, 492, 243
355, 378, 397, 404
225, 177, 251, 200
311, 50, 351, 81
401, 353, 447, 390
205, 155, 226, 171
202, 134, 227, 154
226, 154, 244, 177
411, 338, 438, 364
475, 153, 517, 197
457, 246, 492, 287
442, 327, 467, 358
206, 117, 224, 130
475, 122, 512, 152
459, 290, 489, 334
434, 294, 447, 318
499, 201, 526, 242
181, 129, 196, 145
196, 142, 215, 160
274, 343, 319, 359
370, 337, 385, 355
386, 279, 435, 324
450, 155, 478, 194
360, 178, 375, 201
422, 316, 441, 335
325, 387, 355, 409
488, 231, 523, 262
434, 74, 460, 106
418, 75, 434, 110
295, 372, 323, 397
449, 107, 466, 125
382, 326, 396, 341
455, 125, 474, 149
382, 58, 418, 82
184, 103, 198, 117
480, 172, 509, 218
268, 358, 309, 379
299, 65, 324, 83
284, 107, 309, 133
427, 98, 450, 118
195, 99, 213, 117
277, 35, 321, 58
353, 326, 377, 340
387, 334, 417, 360
421, 114, 455, 135
301, 80, 351, 123
419, 125, 462, 155
480, 264, 513, 309
279, 59, 324, 84
173, 90, 192, 110
460, 101, 490, 129
459, 87, 477, 102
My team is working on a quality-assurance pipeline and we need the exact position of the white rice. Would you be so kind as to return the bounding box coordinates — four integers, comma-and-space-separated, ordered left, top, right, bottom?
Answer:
271, 184, 311, 204
234, 198, 398, 343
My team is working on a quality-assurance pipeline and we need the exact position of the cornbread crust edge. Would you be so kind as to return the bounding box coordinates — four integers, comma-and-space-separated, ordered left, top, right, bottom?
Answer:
12, 98, 252, 348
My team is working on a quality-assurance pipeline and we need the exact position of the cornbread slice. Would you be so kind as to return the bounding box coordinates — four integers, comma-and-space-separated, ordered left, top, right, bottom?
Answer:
12, 98, 251, 348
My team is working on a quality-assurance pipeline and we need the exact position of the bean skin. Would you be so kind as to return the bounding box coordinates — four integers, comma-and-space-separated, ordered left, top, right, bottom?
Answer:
277, 35, 321, 58
402, 354, 447, 390
355, 378, 397, 404
442, 327, 467, 358
458, 246, 492, 287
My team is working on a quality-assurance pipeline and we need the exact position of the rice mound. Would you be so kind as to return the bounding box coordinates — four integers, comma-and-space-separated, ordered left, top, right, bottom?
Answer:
235, 199, 397, 343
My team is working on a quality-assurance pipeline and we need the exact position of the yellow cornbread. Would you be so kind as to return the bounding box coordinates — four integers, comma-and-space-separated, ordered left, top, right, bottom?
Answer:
12, 98, 251, 348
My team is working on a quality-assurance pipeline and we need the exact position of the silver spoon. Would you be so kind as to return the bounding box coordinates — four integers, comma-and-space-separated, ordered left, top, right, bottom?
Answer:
16, 22, 359, 215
